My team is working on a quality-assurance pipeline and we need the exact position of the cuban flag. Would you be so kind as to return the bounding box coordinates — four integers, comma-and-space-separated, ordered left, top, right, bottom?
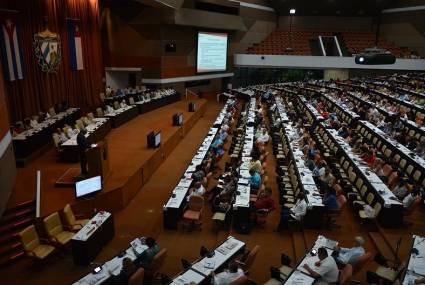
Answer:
67, 19, 84, 70
0, 15, 23, 81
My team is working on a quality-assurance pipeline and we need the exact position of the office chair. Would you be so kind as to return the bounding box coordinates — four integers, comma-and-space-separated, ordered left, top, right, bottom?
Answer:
43, 212, 74, 246
63, 204, 90, 231
19, 225, 55, 260
128, 267, 144, 285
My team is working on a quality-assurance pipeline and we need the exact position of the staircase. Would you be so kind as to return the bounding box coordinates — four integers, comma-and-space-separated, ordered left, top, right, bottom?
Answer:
0, 200, 36, 267
334, 33, 350, 56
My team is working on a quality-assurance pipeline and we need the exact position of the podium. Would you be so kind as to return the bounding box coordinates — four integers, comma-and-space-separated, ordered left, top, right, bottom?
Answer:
86, 140, 110, 180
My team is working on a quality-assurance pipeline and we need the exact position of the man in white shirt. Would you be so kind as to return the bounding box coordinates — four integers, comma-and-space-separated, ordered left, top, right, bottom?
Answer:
212, 261, 244, 285
403, 190, 418, 209
64, 124, 77, 138
333, 236, 365, 265
256, 128, 270, 145
290, 193, 307, 221
187, 182, 206, 201
105, 105, 114, 115
30, 117, 39, 129
303, 247, 339, 285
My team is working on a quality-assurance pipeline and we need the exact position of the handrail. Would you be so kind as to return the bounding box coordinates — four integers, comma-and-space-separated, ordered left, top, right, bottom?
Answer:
36, 170, 41, 218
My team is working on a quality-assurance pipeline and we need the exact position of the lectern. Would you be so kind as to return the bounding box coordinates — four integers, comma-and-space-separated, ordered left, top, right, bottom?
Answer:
86, 140, 110, 180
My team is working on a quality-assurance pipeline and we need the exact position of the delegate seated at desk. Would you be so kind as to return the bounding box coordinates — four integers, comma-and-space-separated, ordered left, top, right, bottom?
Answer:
290, 193, 307, 221
107, 258, 137, 285
302, 247, 339, 285
332, 236, 365, 265
212, 261, 245, 285
134, 237, 160, 269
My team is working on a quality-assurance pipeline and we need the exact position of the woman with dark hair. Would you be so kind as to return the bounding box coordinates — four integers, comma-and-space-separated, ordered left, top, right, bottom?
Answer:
109, 257, 137, 285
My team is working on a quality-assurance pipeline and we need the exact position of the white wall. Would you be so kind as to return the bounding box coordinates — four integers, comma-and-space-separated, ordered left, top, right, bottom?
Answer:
234, 54, 425, 70
105, 71, 129, 89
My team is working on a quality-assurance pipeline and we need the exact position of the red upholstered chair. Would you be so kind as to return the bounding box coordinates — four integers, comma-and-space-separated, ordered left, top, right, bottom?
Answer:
144, 249, 167, 279
182, 195, 204, 230
236, 245, 260, 274
128, 267, 144, 285
352, 251, 373, 275
339, 264, 353, 285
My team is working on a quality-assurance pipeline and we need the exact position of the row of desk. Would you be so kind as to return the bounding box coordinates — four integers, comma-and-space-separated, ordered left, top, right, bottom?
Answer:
290, 93, 404, 227
302, 84, 425, 189
277, 104, 325, 228
403, 235, 425, 284
282, 235, 338, 285
232, 97, 256, 233
75, 235, 245, 285
313, 81, 425, 144
60, 118, 112, 162
12, 108, 81, 160
358, 120, 425, 185
73, 235, 150, 285
316, 123, 404, 227
162, 99, 235, 229
170, 236, 246, 285
311, 81, 425, 143
338, 81, 425, 118
12, 92, 180, 163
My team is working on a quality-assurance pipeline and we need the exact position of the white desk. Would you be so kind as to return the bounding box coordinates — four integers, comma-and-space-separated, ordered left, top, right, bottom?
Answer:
326, 126, 401, 207
73, 237, 147, 285
283, 236, 338, 285
62, 118, 109, 147
283, 124, 323, 208
13, 108, 80, 140
72, 211, 111, 242
191, 236, 245, 276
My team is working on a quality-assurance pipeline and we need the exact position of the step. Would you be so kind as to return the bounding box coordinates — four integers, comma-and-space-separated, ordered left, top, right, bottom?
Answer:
0, 208, 35, 226
0, 232, 20, 247
0, 218, 34, 236
0, 241, 22, 258
369, 232, 395, 261
0, 251, 25, 268
2, 200, 35, 217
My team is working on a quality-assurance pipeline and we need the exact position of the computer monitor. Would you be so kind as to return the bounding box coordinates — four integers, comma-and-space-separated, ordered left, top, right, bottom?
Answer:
189, 102, 197, 112
154, 132, 161, 147
178, 113, 183, 125
75, 176, 102, 199
147, 131, 155, 148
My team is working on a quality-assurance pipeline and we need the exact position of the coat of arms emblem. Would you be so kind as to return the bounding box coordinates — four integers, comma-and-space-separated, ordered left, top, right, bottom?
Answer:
33, 29, 61, 73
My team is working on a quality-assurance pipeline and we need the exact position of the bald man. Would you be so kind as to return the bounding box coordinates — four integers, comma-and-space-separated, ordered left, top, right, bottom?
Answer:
333, 236, 365, 265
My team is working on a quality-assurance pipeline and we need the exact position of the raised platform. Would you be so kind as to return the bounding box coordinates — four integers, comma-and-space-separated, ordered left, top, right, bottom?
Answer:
7, 99, 208, 216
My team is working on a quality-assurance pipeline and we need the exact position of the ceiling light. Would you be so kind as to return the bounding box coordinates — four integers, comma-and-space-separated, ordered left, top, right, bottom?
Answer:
289, 9, 296, 15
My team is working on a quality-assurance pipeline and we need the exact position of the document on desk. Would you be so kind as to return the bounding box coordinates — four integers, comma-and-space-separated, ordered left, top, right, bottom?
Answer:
172, 269, 205, 285
298, 256, 320, 275
284, 270, 315, 285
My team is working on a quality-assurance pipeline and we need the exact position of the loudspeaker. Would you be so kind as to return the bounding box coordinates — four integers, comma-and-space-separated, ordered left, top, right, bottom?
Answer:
165, 43, 176, 52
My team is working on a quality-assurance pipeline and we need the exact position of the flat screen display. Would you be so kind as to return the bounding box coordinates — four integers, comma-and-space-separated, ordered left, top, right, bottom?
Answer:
197, 32, 228, 73
75, 176, 102, 198
155, 132, 161, 147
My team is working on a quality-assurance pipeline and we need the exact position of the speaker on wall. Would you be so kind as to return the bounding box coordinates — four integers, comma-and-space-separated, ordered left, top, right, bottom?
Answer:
165, 43, 176, 52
